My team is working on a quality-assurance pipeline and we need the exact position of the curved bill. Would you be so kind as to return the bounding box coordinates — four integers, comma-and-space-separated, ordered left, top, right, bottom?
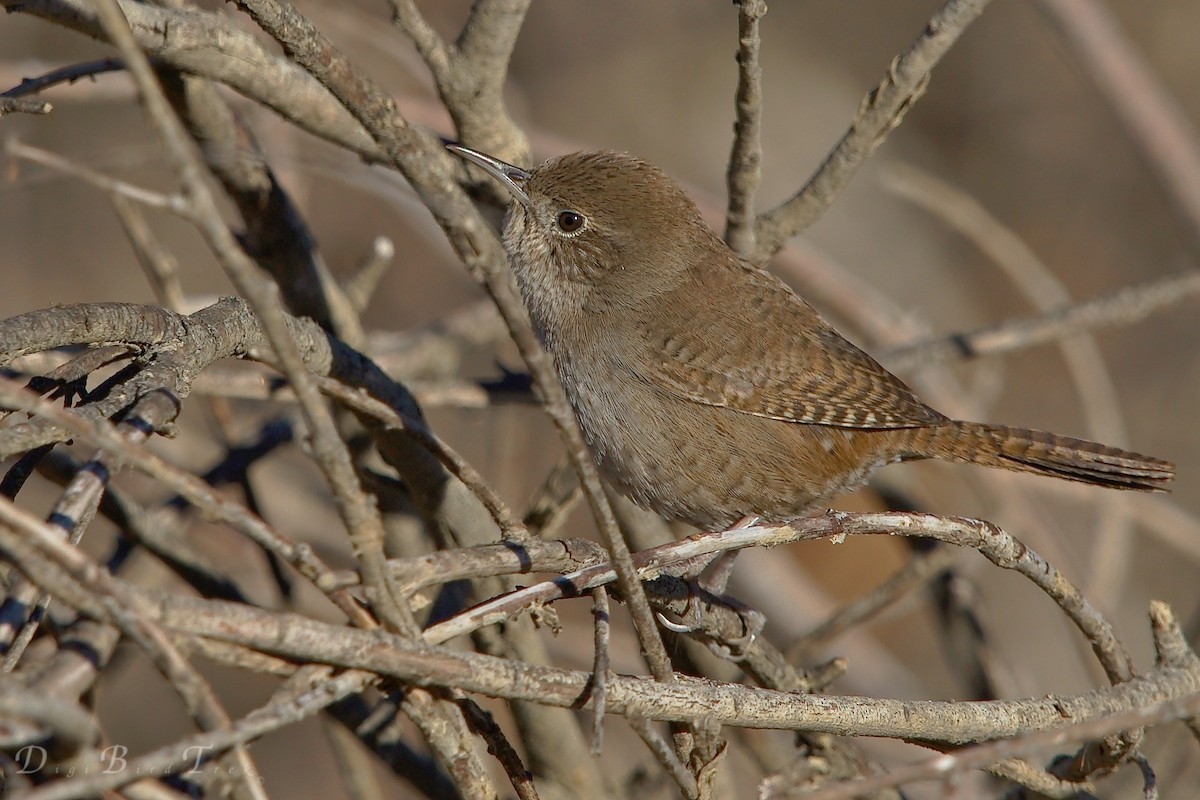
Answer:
446, 143, 532, 207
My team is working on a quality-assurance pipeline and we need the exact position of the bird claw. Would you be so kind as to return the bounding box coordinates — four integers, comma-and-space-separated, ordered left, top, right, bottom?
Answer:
655, 579, 765, 662
655, 578, 708, 633
706, 639, 751, 661
707, 606, 765, 662
655, 611, 696, 633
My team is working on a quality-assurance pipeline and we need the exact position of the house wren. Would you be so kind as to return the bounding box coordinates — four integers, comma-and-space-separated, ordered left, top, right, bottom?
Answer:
449, 144, 1174, 531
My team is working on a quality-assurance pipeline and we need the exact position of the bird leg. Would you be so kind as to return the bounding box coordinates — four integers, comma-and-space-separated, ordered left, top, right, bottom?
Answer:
698, 515, 759, 593
655, 516, 765, 658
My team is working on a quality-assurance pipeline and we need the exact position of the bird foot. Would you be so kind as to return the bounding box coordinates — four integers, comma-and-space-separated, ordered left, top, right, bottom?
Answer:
654, 578, 765, 662
704, 603, 765, 662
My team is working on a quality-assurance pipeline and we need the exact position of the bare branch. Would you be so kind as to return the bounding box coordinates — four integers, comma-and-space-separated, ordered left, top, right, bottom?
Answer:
0, 690, 98, 757
751, 0, 993, 261
6, 0, 383, 159
724, 0, 766, 256
110, 194, 186, 312
316, 374, 527, 540
0, 497, 266, 800
6, 138, 187, 213
0, 96, 52, 115
2, 3, 1194, 796
788, 544, 962, 658
0, 57, 123, 98
392, 0, 531, 163
229, 0, 676, 691
0, 372, 365, 624
93, 0, 411, 641
144, 589, 1200, 746
161, 71, 365, 345
884, 268, 1200, 372
801, 612, 1198, 799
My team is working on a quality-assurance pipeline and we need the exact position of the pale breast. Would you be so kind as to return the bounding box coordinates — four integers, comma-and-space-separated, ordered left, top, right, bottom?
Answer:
560, 353, 897, 530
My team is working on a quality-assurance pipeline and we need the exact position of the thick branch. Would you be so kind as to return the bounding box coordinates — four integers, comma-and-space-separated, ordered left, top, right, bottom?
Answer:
139, 591, 1200, 746
392, 0, 531, 163
3, 0, 381, 159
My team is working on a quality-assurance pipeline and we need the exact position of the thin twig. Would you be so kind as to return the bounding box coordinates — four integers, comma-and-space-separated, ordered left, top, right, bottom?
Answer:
0, 690, 98, 757
0, 375, 368, 625
788, 544, 961, 657
392, 0, 530, 163
590, 585, 611, 756
627, 716, 700, 799
92, 0, 411, 638
0, 57, 124, 98
2, 422, 146, 665
6, 138, 188, 213
0, 97, 52, 115
724, 0, 766, 256
322, 717, 388, 800
110, 193, 186, 311
7, 0, 383, 159
460, 698, 541, 800
86, 5, 500, 779
522, 456, 583, 538
162, 70, 365, 346
344, 236, 396, 315
884, 268, 1200, 372
315, 375, 528, 541
321, 537, 607, 597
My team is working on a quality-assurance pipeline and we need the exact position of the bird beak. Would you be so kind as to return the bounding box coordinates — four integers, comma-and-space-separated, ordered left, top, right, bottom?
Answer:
446, 143, 532, 207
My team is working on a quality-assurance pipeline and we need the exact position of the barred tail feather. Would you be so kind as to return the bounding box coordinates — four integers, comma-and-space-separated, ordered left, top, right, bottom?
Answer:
909, 422, 1175, 492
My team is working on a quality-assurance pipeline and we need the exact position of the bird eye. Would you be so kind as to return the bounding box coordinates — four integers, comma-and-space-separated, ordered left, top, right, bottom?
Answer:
556, 210, 585, 234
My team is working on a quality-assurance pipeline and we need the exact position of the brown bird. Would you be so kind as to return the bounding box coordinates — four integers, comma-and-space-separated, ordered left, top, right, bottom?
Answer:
449, 144, 1174, 531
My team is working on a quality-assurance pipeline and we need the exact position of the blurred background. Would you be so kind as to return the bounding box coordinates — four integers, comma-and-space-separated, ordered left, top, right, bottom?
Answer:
2, 1, 1197, 796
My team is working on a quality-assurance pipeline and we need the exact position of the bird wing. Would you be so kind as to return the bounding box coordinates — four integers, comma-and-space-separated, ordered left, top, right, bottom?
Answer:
628, 260, 944, 429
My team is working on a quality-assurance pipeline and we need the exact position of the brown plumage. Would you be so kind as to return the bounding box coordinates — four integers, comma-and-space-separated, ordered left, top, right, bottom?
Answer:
450, 145, 1175, 530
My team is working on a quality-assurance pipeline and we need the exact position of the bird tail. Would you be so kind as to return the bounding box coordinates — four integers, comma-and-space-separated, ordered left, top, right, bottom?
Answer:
906, 421, 1174, 492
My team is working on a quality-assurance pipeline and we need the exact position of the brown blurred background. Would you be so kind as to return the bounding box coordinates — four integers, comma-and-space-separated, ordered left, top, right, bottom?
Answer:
2, 1, 1198, 796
